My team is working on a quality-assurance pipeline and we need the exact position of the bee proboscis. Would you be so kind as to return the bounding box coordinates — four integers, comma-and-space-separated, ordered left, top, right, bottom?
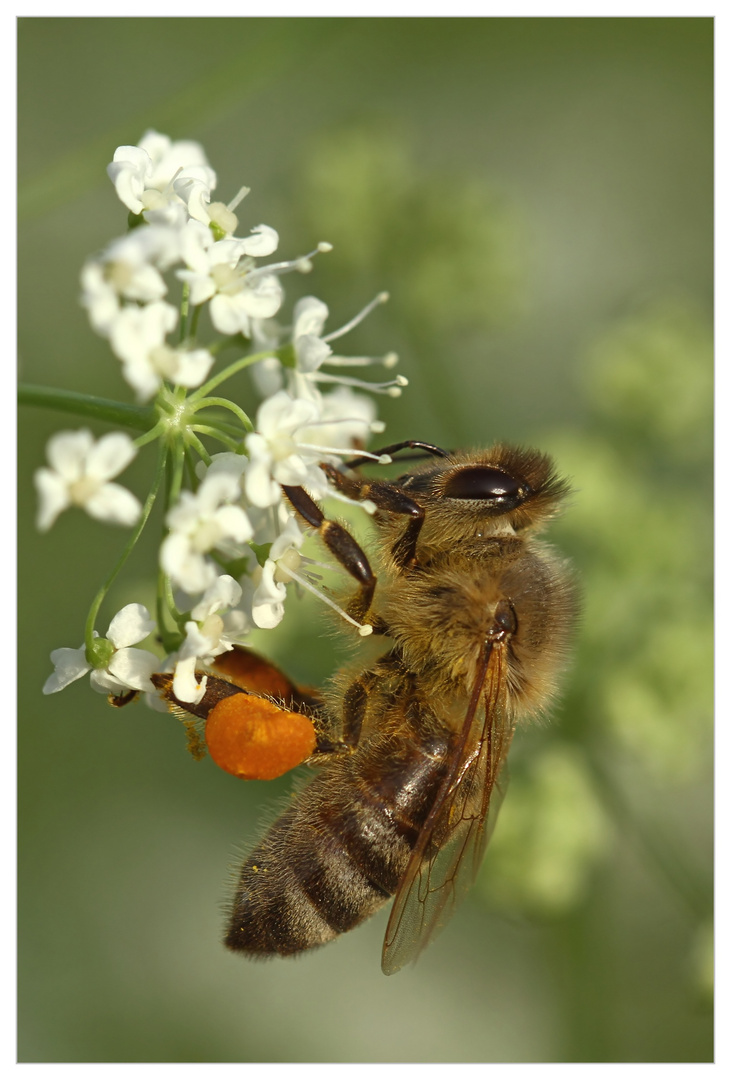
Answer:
155, 441, 578, 974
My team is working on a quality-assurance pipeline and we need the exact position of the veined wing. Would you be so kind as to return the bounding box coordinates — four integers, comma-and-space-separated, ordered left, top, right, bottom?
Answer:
381, 641, 515, 975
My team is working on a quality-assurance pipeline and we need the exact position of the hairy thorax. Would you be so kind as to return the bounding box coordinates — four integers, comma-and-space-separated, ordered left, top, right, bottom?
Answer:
376, 537, 576, 723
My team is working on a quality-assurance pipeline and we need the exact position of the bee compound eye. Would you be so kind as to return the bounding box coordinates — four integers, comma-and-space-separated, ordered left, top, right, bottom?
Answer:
443, 466, 524, 502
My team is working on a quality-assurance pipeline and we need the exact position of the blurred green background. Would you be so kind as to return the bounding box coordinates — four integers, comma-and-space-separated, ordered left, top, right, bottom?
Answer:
18, 18, 712, 1063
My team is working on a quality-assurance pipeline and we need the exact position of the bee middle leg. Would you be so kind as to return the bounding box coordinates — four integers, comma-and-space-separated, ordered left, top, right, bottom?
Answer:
312, 674, 369, 757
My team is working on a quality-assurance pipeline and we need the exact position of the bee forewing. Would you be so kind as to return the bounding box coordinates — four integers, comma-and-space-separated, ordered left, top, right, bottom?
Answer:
381, 649, 515, 975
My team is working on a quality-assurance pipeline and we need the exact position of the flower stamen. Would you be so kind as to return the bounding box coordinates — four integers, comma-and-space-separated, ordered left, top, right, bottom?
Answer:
323, 292, 389, 343
310, 372, 408, 397
247, 243, 332, 283
282, 564, 373, 636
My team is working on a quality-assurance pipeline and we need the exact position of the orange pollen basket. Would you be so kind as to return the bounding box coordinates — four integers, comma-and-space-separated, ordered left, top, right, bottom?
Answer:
204, 694, 317, 781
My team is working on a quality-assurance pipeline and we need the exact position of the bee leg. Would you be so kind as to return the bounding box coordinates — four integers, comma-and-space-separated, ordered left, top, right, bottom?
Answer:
307, 672, 370, 762
152, 671, 324, 781
341, 675, 368, 747
282, 484, 377, 622
319, 464, 426, 571
212, 644, 322, 710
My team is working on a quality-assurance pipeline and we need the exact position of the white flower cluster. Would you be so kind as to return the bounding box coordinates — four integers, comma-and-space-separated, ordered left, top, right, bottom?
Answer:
40, 131, 404, 708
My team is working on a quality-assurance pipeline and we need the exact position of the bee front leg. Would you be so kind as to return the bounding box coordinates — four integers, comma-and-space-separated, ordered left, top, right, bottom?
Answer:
282, 484, 377, 622
319, 464, 426, 571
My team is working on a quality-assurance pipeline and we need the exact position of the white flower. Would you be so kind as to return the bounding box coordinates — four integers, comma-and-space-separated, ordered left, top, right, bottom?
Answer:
250, 355, 285, 399
291, 296, 333, 370
250, 296, 330, 405
296, 386, 381, 452
108, 300, 213, 401
243, 391, 327, 508
252, 515, 304, 629
176, 220, 282, 337
160, 472, 253, 594
202, 451, 248, 485
80, 227, 179, 338
172, 575, 249, 704
247, 315, 289, 397
43, 604, 158, 696
246, 498, 297, 547
250, 292, 403, 413
172, 174, 215, 226
107, 130, 216, 219
34, 429, 142, 532
288, 293, 404, 401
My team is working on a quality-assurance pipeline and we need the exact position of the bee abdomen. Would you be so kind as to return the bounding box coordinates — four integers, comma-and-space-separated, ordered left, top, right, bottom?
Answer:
225, 732, 450, 958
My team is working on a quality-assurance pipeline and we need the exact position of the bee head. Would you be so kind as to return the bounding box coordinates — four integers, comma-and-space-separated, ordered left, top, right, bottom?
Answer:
397, 444, 571, 535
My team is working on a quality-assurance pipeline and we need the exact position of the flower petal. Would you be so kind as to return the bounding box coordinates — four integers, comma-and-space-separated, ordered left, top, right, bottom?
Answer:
170, 347, 215, 389
106, 603, 155, 649
239, 224, 279, 257
190, 575, 242, 621
46, 429, 94, 480
85, 483, 142, 527
252, 561, 287, 629
293, 296, 329, 339
89, 668, 128, 695
173, 656, 208, 705
43, 646, 90, 694
296, 334, 332, 374
160, 533, 217, 594
107, 647, 159, 692
86, 432, 137, 482
34, 468, 71, 532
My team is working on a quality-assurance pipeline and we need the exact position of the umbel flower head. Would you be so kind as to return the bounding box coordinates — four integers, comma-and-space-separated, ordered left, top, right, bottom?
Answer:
38, 129, 401, 705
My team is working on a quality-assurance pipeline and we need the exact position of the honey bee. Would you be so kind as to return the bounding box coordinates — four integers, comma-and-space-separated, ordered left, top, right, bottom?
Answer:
154, 441, 578, 974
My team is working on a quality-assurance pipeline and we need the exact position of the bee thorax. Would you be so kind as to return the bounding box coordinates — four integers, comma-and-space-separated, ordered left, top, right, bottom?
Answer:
379, 545, 576, 718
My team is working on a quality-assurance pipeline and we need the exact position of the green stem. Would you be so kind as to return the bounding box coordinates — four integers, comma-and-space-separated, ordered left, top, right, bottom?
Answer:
84, 440, 168, 653
186, 430, 215, 463
156, 564, 182, 654
189, 425, 240, 453
190, 416, 243, 440
183, 445, 199, 488
189, 347, 282, 401
18, 383, 155, 432
179, 282, 190, 341
167, 436, 186, 506
189, 303, 202, 340
192, 395, 253, 432
133, 420, 168, 450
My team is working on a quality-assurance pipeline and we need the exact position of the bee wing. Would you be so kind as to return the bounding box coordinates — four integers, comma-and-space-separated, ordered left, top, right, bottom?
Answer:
381, 642, 515, 975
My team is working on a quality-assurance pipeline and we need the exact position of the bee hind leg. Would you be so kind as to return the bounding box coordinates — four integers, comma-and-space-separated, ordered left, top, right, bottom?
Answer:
212, 644, 322, 710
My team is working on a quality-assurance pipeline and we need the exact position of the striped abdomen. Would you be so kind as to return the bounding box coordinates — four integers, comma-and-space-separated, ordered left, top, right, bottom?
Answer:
224, 723, 451, 957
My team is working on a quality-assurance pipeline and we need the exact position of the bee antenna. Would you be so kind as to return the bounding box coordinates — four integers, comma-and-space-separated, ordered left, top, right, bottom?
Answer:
345, 441, 450, 469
